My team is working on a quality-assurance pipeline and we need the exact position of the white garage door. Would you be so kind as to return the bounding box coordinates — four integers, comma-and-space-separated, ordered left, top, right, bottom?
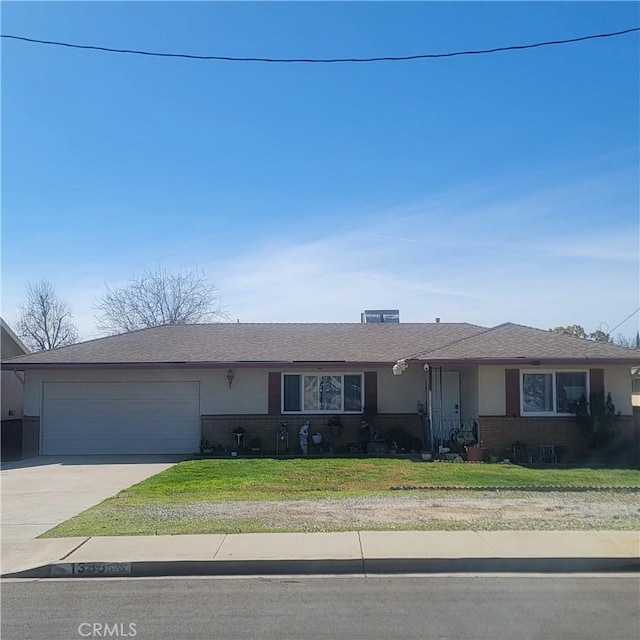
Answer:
42, 381, 200, 455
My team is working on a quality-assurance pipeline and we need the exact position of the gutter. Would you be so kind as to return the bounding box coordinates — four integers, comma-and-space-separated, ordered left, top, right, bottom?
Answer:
2, 358, 640, 372
0, 361, 397, 371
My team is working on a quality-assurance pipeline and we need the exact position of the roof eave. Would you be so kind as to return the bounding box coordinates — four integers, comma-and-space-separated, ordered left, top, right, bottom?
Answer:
0, 360, 397, 371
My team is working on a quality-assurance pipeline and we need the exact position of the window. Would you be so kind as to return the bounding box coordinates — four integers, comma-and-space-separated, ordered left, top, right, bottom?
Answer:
521, 371, 587, 415
633, 378, 640, 394
282, 373, 363, 413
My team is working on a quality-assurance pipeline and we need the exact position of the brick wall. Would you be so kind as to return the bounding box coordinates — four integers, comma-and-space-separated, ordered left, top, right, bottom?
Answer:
22, 416, 40, 458
479, 415, 637, 459
201, 414, 424, 453
479, 416, 581, 455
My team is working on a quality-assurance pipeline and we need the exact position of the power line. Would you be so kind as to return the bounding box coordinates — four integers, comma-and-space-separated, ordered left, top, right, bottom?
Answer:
1, 27, 638, 64
609, 308, 640, 335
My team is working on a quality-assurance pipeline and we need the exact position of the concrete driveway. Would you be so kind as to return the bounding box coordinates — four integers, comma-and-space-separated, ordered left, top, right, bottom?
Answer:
1, 455, 182, 542
1, 455, 182, 575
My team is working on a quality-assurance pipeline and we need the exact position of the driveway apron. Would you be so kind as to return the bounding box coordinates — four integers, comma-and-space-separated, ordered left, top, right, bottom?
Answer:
1, 455, 180, 542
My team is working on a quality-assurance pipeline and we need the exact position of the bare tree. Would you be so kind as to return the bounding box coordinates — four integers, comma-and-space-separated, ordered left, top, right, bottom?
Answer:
552, 324, 638, 347
16, 279, 79, 351
95, 267, 227, 335
614, 333, 640, 349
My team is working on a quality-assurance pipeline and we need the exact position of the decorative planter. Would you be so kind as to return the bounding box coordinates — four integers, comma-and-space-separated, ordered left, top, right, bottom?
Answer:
312, 434, 323, 445
465, 447, 486, 462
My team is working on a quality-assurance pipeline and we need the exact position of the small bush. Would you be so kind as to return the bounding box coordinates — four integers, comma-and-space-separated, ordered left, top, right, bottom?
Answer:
574, 392, 620, 450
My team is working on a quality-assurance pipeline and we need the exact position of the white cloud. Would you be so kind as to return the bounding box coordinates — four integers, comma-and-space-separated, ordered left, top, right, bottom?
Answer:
2, 165, 638, 340
216, 173, 639, 332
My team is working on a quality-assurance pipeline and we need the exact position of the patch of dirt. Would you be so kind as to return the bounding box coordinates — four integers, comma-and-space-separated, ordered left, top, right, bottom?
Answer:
140, 491, 640, 530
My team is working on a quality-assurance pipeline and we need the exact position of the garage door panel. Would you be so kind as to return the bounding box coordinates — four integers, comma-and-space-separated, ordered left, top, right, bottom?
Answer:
42, 381, 200, 455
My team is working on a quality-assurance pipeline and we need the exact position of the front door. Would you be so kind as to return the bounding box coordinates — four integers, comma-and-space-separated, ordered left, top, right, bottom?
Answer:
441, 371, 461, 427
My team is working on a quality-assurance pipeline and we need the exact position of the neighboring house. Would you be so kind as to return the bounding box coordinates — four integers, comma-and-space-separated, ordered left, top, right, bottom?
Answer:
632, 367, 640, 408
1, 319, 29, 460
1, 321, 638, 459
1, 319, 29, 419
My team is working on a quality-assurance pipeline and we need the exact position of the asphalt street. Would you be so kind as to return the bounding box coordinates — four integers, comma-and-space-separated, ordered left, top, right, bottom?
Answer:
2, 575, 639, 640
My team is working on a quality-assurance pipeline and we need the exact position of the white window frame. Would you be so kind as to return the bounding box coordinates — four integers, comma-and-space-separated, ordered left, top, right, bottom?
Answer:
520, 369, 589, 417
281, 372, 364, 414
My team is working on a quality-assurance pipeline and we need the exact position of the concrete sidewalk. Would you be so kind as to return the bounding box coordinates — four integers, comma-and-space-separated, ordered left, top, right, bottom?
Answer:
3, 530, 638, 578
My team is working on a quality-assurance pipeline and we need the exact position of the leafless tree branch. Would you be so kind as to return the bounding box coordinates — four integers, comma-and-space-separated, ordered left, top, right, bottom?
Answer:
95, 267, 228, 335
16, 279, 79, 351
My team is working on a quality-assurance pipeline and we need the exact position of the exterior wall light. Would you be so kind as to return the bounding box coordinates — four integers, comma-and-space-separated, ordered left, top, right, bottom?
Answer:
392, 359, 408, 376
226, 369, 235, 388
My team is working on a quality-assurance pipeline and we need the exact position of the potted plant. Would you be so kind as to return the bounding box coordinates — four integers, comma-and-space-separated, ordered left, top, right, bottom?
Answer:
200, 439, 214, 455
465, 442, 486, 462
311, 432, 323, 445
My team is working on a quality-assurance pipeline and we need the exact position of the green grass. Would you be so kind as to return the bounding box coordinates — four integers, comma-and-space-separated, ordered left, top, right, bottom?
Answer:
111, 458, 640, 502
40, 458, 640, 538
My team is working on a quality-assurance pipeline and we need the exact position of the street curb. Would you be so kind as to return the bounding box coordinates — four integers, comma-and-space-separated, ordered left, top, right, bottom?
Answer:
4, 556, 639, 579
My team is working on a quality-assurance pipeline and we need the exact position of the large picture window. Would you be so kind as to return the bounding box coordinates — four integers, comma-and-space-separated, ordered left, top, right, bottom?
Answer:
521, 370, 587, 416
283, 373, 363, 413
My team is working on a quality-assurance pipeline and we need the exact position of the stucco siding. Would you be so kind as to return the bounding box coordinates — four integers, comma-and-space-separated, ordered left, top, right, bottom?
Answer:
1, 330, 26, 359
477, 364, 634, 417
377, 366, 425, 413
23, 372, 40, 416
25, 366, 428, 418
478, 366, 506, 415
2, 371, 24, 420
2, 330, 27, 420
24, 368, 268, 416
22, 363, 634, 421
604, 365, 632, 415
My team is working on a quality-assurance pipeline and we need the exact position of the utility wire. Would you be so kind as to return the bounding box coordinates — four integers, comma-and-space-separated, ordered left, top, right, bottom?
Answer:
609, 308, 640, 335
1, 27, 638, 63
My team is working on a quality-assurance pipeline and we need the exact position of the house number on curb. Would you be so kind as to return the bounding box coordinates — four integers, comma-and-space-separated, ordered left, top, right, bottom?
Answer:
51, 562, 132, 577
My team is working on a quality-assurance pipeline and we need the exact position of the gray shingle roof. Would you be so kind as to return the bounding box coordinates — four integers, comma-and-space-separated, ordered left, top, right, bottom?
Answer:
422, 323, 640, 362
2, 322, 638, 368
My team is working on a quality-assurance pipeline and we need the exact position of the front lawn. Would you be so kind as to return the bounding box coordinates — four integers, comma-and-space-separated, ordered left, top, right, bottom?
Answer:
110, 458, 639, 501
41, 458, 640, 537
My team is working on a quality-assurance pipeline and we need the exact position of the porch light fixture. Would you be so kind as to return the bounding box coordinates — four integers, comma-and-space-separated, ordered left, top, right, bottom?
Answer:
226, 369, 235, 388
392, 359, 408, 376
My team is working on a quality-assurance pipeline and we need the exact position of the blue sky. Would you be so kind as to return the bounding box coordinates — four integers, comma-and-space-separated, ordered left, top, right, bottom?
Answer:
2, 1, 639, 341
